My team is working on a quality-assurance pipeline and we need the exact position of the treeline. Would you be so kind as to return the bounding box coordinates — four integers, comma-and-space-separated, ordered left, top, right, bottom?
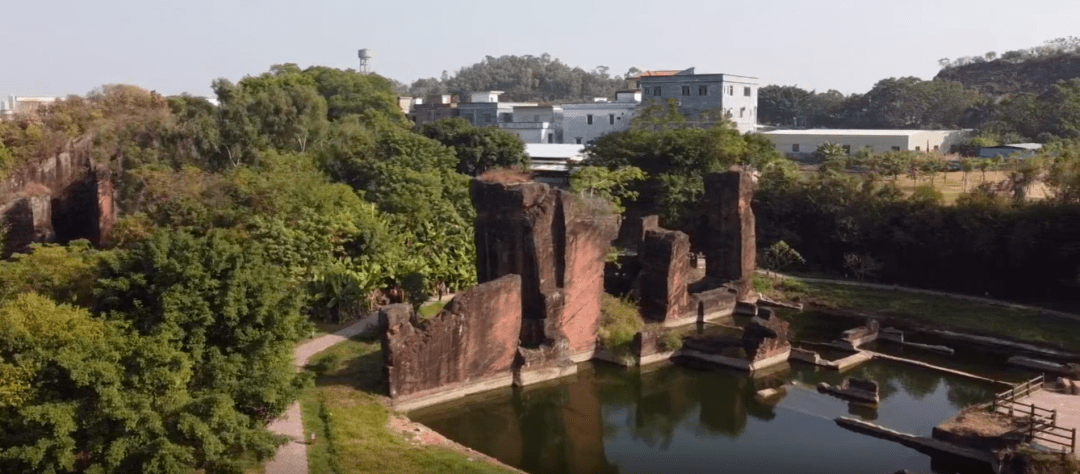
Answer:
759, 78, 1080, 144
407, 54, 628, 103
579, 116, 1080, 303
0, 64, 528, 473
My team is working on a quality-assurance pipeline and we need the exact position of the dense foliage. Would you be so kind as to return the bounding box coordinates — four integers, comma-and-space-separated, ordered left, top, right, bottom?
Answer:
407, 54, 629, 103
0, 62, 487, 473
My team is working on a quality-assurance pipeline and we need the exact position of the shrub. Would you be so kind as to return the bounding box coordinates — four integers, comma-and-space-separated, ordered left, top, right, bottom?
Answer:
659, 330, 684, 351
598, 293, 643, 356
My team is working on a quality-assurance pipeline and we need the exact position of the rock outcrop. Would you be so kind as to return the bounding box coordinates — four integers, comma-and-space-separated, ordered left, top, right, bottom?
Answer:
701, 169, 756, 300
380, 275, 523, 409
742, 308, 792, 364
472, 180, 617, 357
0, 139, 115, 256
637, 228, 692, 324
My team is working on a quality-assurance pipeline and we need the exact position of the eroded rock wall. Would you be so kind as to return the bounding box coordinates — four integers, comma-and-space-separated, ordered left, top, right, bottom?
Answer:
702, 169, 756, 300
742, 308, 791, 363
0, 139, 115, 255
472, 180, 617, 356
638, 228, 692, 323
380, 275, 522, 404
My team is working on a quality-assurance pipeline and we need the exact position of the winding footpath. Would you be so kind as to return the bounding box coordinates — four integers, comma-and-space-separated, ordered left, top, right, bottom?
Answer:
264, 293, 456, 474
263, 314, 379, 474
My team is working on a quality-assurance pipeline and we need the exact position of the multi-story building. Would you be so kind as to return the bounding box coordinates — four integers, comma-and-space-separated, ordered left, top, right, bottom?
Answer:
637, 68, 759, 133
410, 95, 458, 126
503, 105, 561, 144
455, 91, 537, 127
558, 90, 641, 145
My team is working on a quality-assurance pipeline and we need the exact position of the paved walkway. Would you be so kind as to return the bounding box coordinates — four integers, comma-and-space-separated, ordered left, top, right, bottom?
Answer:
1017, 389, 1080, 458
263, 294, 455, 474
264, 315, 378, 474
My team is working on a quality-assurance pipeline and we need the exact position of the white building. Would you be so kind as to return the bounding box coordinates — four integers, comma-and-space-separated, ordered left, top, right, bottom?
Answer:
761, 129, 971, 157
636, 68, 759, 133
558, 90, 641, 145
1, 95, 58, 118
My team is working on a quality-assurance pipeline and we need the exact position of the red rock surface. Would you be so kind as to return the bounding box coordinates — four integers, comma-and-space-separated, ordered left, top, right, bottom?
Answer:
638, 228, 692, 323
380, 275, 522, 402
472, 180, 617, 355
702, 169, 757, 300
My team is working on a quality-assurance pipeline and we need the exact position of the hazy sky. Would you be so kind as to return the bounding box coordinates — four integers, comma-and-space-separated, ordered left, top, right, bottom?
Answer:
5, 0, 1079, 99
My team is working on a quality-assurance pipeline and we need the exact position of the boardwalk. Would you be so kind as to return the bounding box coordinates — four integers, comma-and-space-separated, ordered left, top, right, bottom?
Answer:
1016, 390, 1080, 458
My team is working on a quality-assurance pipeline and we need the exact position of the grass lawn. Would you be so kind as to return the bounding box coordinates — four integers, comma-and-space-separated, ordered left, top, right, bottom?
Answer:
757, 275, 1080, 352
300, 333, 516, 474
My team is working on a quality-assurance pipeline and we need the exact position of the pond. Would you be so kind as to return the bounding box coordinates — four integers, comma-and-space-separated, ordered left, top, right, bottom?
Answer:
411, 358, 1005, 474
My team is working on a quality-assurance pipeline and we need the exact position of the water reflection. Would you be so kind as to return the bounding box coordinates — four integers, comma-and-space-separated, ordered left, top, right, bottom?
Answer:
412, 359, 997, 474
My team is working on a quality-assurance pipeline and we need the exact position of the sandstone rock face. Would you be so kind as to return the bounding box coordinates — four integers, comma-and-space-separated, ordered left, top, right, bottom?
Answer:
617, 214, 659, 250
742, 308, 791, 363
702, 169, 756, 300
637, 228, 692, 323
0, 139, 115, 255
472, 180, 617, 355
380, 275, 522, 403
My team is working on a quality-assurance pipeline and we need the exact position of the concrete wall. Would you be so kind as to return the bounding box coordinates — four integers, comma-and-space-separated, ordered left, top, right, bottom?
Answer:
560, 103, 637, 145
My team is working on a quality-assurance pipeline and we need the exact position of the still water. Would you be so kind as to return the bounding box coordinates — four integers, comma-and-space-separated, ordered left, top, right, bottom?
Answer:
412, 358, 1005, 474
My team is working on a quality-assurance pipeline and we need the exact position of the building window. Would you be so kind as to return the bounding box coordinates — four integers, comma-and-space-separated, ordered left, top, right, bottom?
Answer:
891, 146, 901, 151
609, 114, 615, 125
915, 146, 921, 151
534, 114, 540, 121
699, 86, 707, 96
547, 133, 553, 143
575, 137, 582, 144
933, 145, 939, 151
739, 107, 745, 118
728, 85, 734, 95
587, 114, 593, 125
654, 86, 662, 96
792, 144, 800, 152
681, 86, 690, 96
744, 87, 751, 97
842, 144, 851, 154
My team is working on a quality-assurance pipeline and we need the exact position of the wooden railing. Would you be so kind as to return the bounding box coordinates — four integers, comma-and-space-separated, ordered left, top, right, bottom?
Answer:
992, 375, 1076, 454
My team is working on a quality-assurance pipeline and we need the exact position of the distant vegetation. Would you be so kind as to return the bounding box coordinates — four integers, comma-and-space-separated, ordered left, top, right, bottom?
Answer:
407, 54, 629, 103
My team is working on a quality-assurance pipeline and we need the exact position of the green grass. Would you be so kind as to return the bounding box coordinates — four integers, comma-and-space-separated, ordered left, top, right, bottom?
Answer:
300, 334, 516, 474
418, 300, 450, 320
756, 275, 1080, 352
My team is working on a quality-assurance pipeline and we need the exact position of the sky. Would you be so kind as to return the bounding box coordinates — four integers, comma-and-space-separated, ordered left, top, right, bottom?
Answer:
5, 0, 1080, 99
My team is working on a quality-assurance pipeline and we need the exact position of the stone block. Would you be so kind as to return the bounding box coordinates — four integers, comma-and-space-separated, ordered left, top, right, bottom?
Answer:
841, 319, 881, 347
637, 228, 692, 324
880, 327, 905, 343
743, 308, 791, 364
691, 288, 737, 321
701, 169, 756, 300
381, 275, 522, 408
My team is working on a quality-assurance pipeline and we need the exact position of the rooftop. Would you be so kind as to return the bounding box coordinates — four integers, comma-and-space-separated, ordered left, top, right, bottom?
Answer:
762, 129, 963, 137
525, 144, 586, 160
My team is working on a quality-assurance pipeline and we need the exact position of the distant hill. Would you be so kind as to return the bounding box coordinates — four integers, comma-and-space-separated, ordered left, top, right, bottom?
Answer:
934, 37, 1080, 96
407, 54, 630, 103
935, 53, 1080, 96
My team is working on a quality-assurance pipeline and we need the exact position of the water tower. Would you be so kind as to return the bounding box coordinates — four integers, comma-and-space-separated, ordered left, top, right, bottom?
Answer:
358, 48, 372, 74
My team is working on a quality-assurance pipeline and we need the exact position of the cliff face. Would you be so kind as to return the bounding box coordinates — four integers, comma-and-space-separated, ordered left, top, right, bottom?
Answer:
935, 54, 1080, 96
0, 139, 115, 256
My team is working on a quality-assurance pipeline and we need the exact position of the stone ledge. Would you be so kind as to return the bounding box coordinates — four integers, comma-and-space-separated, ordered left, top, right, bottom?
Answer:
394, 373, 516, 412
515, 364, 578, 387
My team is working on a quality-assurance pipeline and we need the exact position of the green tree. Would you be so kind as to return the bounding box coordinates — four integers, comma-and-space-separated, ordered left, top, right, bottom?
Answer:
417, 118, 529, 176
569, 165, 647, 213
